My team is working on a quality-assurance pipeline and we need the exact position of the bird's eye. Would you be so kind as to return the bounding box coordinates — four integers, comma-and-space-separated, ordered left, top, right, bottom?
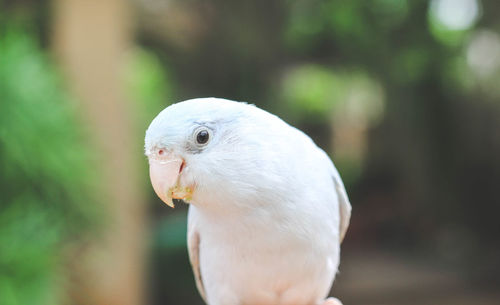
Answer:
196, 129, 210, 145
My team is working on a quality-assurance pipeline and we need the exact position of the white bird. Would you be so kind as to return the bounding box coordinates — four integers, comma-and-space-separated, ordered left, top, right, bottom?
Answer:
145, 98, 351, 305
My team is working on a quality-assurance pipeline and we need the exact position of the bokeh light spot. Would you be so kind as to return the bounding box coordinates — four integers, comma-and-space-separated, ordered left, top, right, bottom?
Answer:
430, 0, 480, 31
466, 30, 500, 78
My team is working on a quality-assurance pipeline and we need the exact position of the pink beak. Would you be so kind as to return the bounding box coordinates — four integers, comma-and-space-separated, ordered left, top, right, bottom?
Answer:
149, 157, 184, 207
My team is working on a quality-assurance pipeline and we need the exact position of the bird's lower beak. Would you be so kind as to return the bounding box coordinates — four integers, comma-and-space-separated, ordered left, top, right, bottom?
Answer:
149, 156, 192, 208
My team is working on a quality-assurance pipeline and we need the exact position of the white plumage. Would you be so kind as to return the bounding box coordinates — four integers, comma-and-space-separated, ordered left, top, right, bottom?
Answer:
145, 98, 351, 305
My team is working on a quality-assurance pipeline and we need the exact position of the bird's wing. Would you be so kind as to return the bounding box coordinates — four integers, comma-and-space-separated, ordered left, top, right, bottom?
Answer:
316, 147, 352, 243
332, 168, 351, 243
187, 208, 207, 302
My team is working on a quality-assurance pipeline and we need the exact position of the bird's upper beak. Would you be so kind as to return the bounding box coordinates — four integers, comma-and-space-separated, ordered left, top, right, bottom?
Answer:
148, 153, 192, 208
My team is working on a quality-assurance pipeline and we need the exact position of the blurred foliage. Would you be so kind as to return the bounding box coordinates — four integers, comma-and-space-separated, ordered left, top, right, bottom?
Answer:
0, 30, 101, 305
280, 65, 384, 124
124, 47, 175, 128
148, 211, 199, 305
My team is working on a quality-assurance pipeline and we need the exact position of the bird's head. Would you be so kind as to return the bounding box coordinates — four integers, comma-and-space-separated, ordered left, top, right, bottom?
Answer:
145, 97, 289, 209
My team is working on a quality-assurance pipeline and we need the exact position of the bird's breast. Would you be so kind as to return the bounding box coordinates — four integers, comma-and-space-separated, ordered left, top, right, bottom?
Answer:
196, 205, 339, 305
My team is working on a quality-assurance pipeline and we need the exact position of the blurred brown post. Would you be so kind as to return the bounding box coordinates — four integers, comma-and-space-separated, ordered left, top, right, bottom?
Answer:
51, 1, 146, 305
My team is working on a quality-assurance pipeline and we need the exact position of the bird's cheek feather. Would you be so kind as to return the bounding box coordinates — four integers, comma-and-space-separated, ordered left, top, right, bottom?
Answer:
149, 157, 192, 207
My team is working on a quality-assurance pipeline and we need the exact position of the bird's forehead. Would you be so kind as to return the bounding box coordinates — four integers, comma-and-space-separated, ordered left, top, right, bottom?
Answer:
145, 98, 248, 149
145, 116, 192, 150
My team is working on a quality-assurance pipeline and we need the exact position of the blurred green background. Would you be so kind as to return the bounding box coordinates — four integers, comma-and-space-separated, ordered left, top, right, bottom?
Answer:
1, 0, 500, 304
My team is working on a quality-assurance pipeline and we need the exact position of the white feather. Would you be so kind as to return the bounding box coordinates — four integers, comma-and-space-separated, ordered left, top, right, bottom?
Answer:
145, 98, 351, 305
